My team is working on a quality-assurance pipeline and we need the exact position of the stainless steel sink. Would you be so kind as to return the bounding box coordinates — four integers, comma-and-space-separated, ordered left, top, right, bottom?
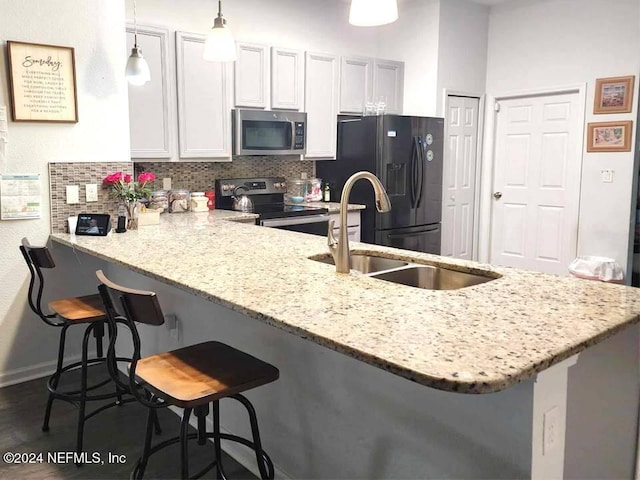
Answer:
370, 265, 495, 290
311, 253, 408, 273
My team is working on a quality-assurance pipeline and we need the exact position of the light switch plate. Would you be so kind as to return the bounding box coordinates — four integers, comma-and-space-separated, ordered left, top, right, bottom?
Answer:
85, 184, 98, 202
66, 185, 80, 204
162, 177, 172, 190
601, 169, 614, 183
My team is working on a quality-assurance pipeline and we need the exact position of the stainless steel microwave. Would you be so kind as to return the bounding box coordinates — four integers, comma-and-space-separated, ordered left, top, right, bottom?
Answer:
233, 109, 307, 156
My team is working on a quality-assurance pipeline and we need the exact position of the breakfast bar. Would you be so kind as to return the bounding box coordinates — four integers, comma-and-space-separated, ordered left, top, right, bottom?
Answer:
49, 211, 640, 479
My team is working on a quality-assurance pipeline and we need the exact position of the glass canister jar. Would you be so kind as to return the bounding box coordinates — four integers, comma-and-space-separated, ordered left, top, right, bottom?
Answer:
149, 190, 169, 213
168, 189, 191, 213
191, 192, 209, 212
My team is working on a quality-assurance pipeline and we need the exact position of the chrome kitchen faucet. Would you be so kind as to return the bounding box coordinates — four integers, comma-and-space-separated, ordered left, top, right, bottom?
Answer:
328, 171, 391, 273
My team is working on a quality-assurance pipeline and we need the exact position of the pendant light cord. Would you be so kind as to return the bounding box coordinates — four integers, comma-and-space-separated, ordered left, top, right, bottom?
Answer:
133, 0, 139, 48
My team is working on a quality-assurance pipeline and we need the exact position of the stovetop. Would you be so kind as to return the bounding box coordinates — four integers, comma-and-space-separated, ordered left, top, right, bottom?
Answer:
215, 177, 328, 219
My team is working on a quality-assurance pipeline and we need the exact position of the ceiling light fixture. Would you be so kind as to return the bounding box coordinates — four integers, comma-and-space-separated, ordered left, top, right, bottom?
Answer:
203, 0, 237, 62
125, 0, 151, 86
349, 0, 398, 27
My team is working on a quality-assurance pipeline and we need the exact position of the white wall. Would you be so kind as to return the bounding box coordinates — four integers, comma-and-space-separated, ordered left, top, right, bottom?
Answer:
436, 0, 489, 111
0, 0, 129, 383
377, 0, 441, 116
128, 0, 380, 59
485, 0, 640, 273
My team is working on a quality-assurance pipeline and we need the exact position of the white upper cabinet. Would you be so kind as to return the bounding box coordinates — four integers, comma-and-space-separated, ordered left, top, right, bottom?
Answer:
126, 25, 174, 159
235, 42, 268, 108
175, 31, 233, 159
339, 56, 373, 114
271, 47, 304, 110
373, 59, 404, 114
304, 52, 339, 159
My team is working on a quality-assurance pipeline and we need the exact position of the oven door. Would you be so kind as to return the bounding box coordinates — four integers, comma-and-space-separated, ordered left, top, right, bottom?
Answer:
260, 215, 330, 236
234, 110, 306, 156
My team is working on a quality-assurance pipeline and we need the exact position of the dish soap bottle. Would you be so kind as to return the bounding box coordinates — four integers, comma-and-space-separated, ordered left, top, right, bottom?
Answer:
323, 182, 331, 202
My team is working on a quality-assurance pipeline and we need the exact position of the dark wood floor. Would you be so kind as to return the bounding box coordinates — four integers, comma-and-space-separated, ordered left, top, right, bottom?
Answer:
0, 365, 255, 479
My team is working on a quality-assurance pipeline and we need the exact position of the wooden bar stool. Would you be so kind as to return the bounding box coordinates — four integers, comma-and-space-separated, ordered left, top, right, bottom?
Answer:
19, 238, 132, 458
96, 269, 280, 480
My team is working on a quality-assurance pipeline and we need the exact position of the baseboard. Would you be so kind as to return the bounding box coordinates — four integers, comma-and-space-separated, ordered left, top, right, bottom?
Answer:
168, 405, 291, 480
0, 354, 83, 388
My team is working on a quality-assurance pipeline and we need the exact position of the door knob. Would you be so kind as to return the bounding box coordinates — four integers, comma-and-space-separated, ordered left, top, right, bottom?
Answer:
493, 192, 502, 199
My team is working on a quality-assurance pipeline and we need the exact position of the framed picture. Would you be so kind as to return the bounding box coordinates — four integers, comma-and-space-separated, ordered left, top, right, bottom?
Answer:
593, 75, 635, 114
6, 41, 78, 123
586, 121, 633, 152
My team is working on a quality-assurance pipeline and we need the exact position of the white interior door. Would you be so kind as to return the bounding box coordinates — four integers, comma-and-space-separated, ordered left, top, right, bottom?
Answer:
442, 96, 480, 260
490, 92, 582, 275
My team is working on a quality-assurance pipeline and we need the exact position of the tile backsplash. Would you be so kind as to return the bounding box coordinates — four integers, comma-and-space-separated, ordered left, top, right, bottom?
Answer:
49, 162, 133, 233
49, 157, 317, 233
135, 157, 315, 192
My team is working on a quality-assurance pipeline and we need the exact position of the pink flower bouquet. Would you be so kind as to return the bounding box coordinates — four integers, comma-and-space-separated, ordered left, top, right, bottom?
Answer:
102, 171, 156, 203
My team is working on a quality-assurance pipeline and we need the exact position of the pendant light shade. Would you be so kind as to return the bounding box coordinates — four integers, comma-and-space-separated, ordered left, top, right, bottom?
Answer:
125, 47, 151, 86
349, 0, 398, 26
203, 1, 237, 62
126, 0, 150, 85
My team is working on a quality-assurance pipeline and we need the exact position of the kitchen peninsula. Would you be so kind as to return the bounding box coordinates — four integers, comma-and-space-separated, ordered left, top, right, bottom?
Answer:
50, 211, 640, 479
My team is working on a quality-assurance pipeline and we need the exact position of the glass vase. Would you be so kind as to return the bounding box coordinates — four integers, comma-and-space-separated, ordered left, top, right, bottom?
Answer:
124, 200, 140, 230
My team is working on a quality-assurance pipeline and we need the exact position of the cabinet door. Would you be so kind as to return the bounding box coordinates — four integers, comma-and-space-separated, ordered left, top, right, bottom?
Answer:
175, 31, 232, 160
126, 25, 174, 158
340, 56, 373, 114
271, 47, 303, 110
373, 59, 404, 115
235, 42, 268, 108
304, 52, 339, 159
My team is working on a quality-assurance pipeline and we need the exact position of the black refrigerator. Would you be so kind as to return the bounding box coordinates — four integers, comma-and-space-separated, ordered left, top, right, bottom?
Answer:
316, 114, 444, 255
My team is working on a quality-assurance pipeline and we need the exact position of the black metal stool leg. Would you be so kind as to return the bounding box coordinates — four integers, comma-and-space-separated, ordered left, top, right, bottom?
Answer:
212, 401, 228, 480
195, 405, 210, 446
233, 394, 271, 480
134, 407, 157, 480
75, 324, 95, 464
180, 408, 193, 480
43, 324, 69, 432
93, 321, 105, 358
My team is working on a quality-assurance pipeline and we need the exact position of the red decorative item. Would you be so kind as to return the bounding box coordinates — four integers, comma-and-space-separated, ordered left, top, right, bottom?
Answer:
204, 191, 215, 210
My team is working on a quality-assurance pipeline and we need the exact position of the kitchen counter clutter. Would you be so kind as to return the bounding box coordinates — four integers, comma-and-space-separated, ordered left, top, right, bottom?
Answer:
49, 210, 640, 395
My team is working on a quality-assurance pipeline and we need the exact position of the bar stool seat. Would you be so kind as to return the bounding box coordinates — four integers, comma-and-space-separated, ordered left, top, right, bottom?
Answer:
96, 270, 279, 480
19, 238, 133, 460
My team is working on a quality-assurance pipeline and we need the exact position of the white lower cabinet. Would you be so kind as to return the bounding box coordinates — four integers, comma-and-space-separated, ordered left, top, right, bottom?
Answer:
329, 211, 361, 242
304, 52, 340, 159
175, 31, 233, 160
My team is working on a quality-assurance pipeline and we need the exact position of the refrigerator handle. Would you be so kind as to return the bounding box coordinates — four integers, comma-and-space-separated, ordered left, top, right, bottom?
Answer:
411, 136, 420, 209
386, 226, 440, 239
416, 137, 425, 208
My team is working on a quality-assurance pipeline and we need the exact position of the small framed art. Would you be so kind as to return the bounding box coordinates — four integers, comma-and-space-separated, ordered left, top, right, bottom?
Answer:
593, 75, 635, 114
586, 120, 633, 152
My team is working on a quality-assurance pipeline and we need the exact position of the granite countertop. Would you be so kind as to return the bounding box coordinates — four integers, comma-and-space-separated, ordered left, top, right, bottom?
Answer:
50, 211, 640, 394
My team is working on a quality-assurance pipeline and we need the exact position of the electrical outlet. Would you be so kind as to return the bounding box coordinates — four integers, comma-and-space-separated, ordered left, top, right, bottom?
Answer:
85, 184, 98, 202
601, 169, 614, 183
66, 185, 80, 204
543, 406, 559, 455
165, 314, 179, 341
163, 177, 172, 190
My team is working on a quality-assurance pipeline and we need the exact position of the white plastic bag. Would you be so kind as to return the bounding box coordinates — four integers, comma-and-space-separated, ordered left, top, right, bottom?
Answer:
568, 256, 623, 282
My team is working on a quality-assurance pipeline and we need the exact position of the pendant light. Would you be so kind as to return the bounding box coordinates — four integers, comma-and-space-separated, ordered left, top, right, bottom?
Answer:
203, 1, 237, 62
349, 0, 398, 27
125, 0, 151, 86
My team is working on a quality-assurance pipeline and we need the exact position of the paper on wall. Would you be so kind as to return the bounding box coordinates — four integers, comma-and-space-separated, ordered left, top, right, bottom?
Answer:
0, 174, 41, 220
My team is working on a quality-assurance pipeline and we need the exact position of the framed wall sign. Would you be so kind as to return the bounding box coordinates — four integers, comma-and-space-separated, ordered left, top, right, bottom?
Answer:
6, 41, 78, 123
586, 120, 633, 152
593, 75, 635, 114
